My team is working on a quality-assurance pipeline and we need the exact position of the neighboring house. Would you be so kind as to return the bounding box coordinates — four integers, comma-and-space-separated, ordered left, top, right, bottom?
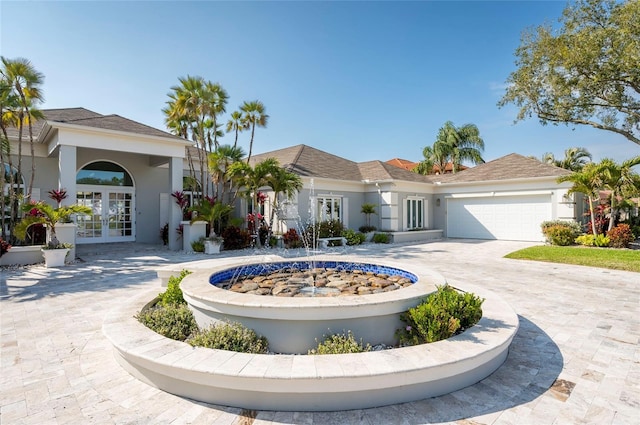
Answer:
3, 108, 190, 250
385, 158, 468, 174
251, 145, 576, 242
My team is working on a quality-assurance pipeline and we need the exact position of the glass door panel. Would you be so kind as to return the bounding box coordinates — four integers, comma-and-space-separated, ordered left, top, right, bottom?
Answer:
76, 191, 103, 240
76, 186, 135, 243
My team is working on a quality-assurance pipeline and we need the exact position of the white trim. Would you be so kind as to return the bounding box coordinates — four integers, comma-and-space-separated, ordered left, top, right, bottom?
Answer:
445, 190, 553, 199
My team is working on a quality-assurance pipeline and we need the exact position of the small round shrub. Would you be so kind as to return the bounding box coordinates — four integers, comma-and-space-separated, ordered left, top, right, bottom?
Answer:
343, 229, 365, 245
136, 304, 197, 341
318, 219, 344, 238
283, 228, 302, 248
541, 220, 581, 246
358, 225, 377, 233
158, 270, 191, 306
396, 286, 484, 346
308, 330, 371, 355
188, 321, 269, 354
372, 232, 391, 244
607, 224, 633, 248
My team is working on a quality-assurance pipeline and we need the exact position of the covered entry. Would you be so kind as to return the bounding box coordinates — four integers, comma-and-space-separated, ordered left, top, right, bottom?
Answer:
446, 193, 552, 242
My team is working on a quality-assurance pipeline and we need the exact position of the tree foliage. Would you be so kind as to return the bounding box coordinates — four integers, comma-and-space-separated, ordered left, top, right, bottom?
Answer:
499, 0, 640, 146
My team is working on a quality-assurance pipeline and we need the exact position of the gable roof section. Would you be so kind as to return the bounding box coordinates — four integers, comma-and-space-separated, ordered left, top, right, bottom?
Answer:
251, 144, 437, 184
385, 158, 418, 171
435, 153, 571, 183
250, 144, 362, 181
6, 107, 183, 142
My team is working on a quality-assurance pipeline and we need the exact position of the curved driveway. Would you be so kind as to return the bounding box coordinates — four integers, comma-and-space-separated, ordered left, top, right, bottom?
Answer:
1, 240, 638, 424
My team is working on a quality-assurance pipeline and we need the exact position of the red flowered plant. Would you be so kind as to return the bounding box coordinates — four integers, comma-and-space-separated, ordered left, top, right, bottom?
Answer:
0, 237, 11, 258
256, 191, 267, 205
48, 188, 68, 208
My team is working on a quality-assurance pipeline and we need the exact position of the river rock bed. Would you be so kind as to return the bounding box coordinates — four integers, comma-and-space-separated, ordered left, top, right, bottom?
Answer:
215, 267, 413, 297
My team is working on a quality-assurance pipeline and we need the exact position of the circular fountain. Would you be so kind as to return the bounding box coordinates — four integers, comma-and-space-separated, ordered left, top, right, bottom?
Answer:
181, 258, 438, 354
103, 255, 519, 411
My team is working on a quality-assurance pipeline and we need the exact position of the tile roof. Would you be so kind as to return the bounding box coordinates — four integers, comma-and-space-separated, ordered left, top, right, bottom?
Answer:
251, 144, 436, 184
434, 153, 571, 183
385, 158, 418, 171
5, 107, 183, 142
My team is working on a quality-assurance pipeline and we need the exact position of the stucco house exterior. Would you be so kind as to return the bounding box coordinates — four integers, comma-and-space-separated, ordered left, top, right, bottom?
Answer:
250, 145, 577, 242
3, 108, 190, 251
3, 108, 579, 262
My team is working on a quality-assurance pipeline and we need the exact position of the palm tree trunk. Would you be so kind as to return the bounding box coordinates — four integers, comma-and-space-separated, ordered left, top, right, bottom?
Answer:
608, 194, 616, 232
588, 196, 597, 236
247, 124, 255, 164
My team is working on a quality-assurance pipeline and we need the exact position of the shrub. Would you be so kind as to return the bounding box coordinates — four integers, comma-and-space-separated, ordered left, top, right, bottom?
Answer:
188, 321, 268, 354
160, 223, 169, 245
308, 330, 371, 355
220, 226, 252, 250
282, 228, 303, 248
318, 219, 344, 239
577, 234, 611, 247
136, 304, 197, 341
358, 225, 377, 233
372, 232, 391, 244
607, 224, 633, 248
158, 270, 191, 306
0, 237, 11, 258
543, 225, 577, 246
191, 237, 205, 252
343, 229, 365, 246
541, 220, 581, 246
396, 286, 484, 346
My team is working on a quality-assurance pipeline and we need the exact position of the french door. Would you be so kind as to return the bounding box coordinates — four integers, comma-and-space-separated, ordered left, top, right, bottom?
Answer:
76, 186, 135, 243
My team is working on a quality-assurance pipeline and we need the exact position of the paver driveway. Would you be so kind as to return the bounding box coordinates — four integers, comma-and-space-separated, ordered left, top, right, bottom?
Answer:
1, 240, 638, 424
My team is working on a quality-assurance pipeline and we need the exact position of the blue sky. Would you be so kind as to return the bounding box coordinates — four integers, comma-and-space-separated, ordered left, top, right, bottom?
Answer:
2, 1, 638, 165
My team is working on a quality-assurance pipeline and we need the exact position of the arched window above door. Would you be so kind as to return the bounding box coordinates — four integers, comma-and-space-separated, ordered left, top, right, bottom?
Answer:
76, 161, 133, 186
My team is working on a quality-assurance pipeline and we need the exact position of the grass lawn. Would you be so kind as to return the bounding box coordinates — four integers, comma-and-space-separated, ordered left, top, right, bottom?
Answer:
505, 245, 640, 273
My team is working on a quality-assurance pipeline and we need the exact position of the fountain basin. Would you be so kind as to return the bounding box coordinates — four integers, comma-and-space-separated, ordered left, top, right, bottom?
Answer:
181, 258, 442, 354
103, 276, 518, 411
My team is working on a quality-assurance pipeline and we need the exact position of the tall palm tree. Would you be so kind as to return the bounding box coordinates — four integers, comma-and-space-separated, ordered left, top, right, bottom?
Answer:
163, 76, 228, 197
208, 144, 245, 203
557, 162, 603, 235
413, 146, 436, 175
446, 122, 485, 173
265, 166, 302, 234
1, 57, 44, 198
226, 110, 245, 149
597, 156, 640, 231
240, 100, 268, 164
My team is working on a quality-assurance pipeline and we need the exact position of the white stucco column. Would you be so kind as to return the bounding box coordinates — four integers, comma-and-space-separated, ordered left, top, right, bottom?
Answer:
58, 145, 77, 207
168, 156, 183, 250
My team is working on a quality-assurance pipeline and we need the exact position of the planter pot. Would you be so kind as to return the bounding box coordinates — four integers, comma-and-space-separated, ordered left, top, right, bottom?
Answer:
41, 248, 70, 267
204, 240, 222, 255
364, 231, 375, 242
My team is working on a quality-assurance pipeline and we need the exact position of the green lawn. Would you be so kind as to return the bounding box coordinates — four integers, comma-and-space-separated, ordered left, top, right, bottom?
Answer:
504, 245, 640, 273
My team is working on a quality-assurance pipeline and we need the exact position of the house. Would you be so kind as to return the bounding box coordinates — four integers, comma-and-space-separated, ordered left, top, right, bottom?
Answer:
3, 107, 578, 258
3, 108, 190, 251
250, 145, 577, 242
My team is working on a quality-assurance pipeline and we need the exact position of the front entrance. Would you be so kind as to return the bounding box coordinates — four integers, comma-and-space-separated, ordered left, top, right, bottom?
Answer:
76, 187, 135, 243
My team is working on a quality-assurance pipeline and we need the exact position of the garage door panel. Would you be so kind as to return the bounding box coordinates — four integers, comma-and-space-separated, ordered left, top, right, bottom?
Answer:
447, 195, 552, 241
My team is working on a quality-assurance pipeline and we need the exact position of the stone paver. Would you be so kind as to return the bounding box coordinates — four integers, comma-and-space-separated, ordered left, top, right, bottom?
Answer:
1, 240, 638, 424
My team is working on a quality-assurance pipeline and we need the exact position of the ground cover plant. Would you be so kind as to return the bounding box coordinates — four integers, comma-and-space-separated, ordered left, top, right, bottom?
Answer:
308, 330, 372, 355
188, 321, 269, 354
396, 286, 484, 346
505, 245, 640, 273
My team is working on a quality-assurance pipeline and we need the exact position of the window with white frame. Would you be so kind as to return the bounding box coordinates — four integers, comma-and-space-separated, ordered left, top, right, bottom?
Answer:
406, 196, 424, 230
315, 196, 342, 222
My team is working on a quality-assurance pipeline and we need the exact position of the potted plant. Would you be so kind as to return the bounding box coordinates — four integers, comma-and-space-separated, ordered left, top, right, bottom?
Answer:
189, 197, 233, 255
360, 203, 377, 241
14, 189, 92, 267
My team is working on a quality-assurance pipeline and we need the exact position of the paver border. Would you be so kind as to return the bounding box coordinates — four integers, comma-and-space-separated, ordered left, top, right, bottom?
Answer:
103, 280, 518, 411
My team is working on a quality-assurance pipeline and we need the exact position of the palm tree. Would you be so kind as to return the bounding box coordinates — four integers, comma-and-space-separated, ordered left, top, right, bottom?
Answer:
189, 198, 233, 238
557, 163, 603, 235
413, 146, 436, 175
163, 76, 228, 197
597, 156, 640, 231
14, 201, 91, 246
541, 147, 592, 171
240, 100, 268, 164
226, 110, 245, 149
265, 166, 302, 234
208, 144, 245, 203
445, 122, 485, 173
1, 57, 44, 198
227, 158, 280, 247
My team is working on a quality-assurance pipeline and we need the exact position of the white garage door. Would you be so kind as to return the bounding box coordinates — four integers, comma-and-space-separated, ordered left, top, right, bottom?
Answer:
447, 195, 552, 241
